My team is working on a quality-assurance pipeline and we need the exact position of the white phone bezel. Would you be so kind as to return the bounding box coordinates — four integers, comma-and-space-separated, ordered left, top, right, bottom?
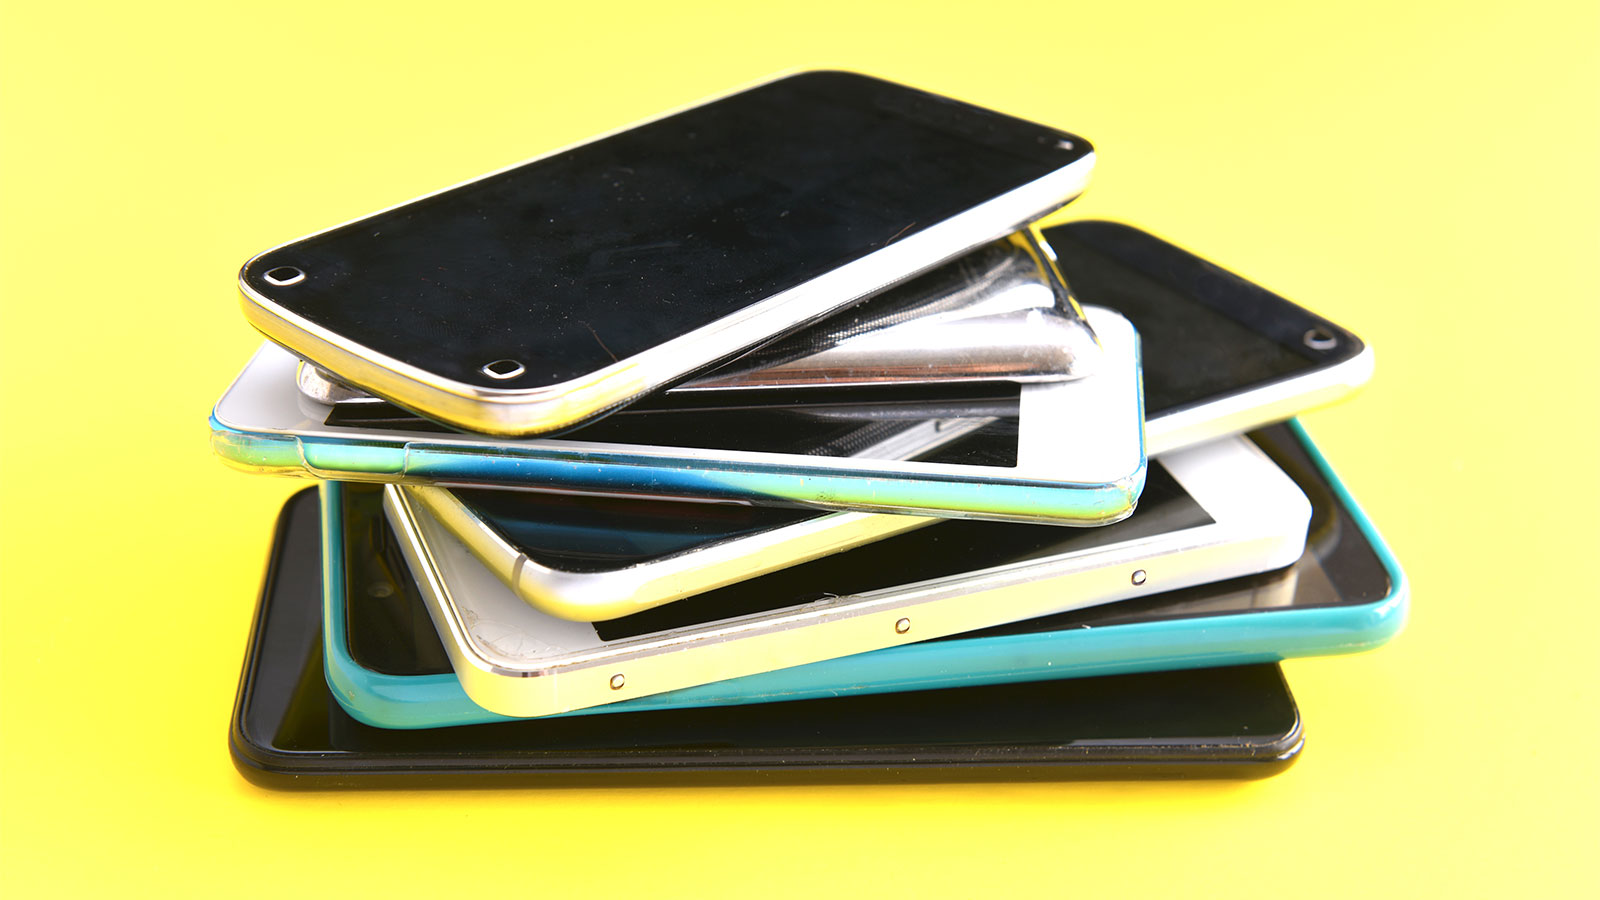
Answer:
382, 434, 1312, 718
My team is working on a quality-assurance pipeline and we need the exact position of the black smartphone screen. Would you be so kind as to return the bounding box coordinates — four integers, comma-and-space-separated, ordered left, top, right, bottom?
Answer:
1044, 220, 1365, 416
242, 72, 1090, 392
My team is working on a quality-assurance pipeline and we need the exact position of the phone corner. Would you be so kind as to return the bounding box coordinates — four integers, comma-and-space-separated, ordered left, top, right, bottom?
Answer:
780, 68, 895, 90
1069, 469, 1146, 527
513, 568, 638, 624
1343, 341, 1377, 390
209, 417, 303, 476
227, 730, 297, 790
1120, 455, 1151, 507
453, 664, 561, 720
1361, 573, 1411, 649
235, 254, 285, 326
1259, 730, 1307, 775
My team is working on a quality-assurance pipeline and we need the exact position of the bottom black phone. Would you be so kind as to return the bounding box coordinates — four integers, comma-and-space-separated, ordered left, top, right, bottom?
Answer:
230, 489, 1305, 789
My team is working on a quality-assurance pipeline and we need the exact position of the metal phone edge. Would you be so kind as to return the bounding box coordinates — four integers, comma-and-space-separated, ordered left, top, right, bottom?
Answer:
404, 484, 938, 622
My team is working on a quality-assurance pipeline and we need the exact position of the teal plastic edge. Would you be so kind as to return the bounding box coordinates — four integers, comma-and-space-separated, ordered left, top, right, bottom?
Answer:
210, 407, 1146, 525
210, 413, 305, 476
320, 482, 520, 728
321, 418, 1406, 729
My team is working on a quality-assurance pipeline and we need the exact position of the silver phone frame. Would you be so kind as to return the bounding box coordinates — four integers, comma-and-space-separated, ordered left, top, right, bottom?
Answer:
238, 72, 1097, 436
383, 434, 1312, 718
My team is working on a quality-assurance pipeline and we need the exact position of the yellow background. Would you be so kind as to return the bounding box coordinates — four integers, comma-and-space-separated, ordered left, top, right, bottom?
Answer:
2, 1, 1597, 895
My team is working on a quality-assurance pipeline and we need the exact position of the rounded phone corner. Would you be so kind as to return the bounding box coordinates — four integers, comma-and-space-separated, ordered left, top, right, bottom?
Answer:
1341, 341, 1376, 390
783, 68, 879, 87
512, 571, 640, 624
1340, 576, 1409, 654
1284, 417, 1409, 651
1100, 459, 1150, 526
228, 731, 296, 790
209, 418, 304, 476
236, 247, 278, 306
1251, 732, 1306, 779
320, 642, 408, 730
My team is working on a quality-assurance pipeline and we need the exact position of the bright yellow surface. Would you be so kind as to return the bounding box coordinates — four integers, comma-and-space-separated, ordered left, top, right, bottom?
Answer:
2, 1, 1597, 895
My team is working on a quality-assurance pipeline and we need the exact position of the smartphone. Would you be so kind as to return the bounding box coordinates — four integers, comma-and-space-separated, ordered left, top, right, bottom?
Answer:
325, 420, 1403, 730
380, 433, 1306, 717
378, 219, 1374, 620
238, 71, 1097, 436
297, 231, 1103, 405
232, 489, 1305, 786
1050, 220, 1371, 450
212, 305, 1147, 526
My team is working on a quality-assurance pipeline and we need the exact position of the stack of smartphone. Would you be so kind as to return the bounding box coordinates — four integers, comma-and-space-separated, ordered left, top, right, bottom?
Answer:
213, 72, 1406, 787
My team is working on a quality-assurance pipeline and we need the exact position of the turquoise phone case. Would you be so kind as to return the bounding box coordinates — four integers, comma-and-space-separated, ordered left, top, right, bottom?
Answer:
322, 419, 1407, 729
